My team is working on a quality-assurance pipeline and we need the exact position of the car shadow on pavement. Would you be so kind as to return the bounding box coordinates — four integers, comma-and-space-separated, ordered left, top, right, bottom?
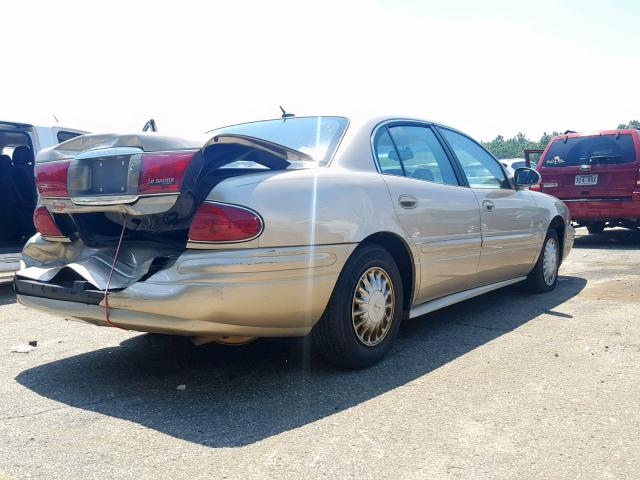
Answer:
15, 275, 586, 448
573, 228, 640, 250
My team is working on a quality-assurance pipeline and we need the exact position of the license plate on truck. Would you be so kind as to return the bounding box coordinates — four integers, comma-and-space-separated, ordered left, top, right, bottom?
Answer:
575, 174, 598, 185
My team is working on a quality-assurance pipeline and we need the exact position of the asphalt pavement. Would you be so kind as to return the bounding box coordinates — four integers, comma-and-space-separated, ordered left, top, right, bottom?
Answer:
0, 228, 638, 479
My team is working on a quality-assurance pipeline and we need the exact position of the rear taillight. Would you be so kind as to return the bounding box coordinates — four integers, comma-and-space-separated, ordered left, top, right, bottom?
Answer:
35, 160, 70, 197
188, 202, 263, 243
138, 151, 197, 194
530, 184, 541, 191
636, 168, 640, 187
33, 206, 65, 238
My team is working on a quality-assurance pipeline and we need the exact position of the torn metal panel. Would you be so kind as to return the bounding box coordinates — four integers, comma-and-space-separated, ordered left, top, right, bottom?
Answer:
19, 235, 176, 290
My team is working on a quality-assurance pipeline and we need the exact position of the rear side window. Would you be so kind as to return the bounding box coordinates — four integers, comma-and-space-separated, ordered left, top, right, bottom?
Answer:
376, 129, 405, 176
542, 134, 637, 167
387, 126, 459, 186
57, 131, 82, 143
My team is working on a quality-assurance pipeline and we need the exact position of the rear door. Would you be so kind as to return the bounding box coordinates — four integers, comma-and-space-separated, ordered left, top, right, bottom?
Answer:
438, 127, 541, 287
374, 122, 482, 304
537, 131, 640, 200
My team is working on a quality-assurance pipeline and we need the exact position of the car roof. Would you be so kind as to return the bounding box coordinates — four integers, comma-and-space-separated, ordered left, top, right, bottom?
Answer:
549, 129, 639, 142
208, 114, 460, 134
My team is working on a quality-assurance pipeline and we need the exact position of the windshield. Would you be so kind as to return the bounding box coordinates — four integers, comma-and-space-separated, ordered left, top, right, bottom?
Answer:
542, 134, 636, 167
210, 116, 348, 165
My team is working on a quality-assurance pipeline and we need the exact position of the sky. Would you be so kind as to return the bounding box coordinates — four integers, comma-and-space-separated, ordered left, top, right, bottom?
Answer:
3, 0, 639, 142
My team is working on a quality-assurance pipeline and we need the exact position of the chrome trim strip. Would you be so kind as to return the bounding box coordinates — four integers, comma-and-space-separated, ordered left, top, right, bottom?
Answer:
74, 146, 144, 160
562, 197, 632, 202
409, 276, 526, 319
71, 195, 140, 205
41, 193, 180, 215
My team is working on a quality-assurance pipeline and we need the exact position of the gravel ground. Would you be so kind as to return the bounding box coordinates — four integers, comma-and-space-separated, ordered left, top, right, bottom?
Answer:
0, 228, 638, 479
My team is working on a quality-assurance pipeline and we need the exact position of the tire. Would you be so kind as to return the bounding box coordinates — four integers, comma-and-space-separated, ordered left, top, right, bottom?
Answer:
312, 244, 403, 369
526, 228, 560, 293
586, 223, 605, 234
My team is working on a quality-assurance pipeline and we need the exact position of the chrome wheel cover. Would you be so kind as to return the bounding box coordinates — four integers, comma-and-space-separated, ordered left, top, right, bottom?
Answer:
352, 267, 395, 347
542, 237, 559, 286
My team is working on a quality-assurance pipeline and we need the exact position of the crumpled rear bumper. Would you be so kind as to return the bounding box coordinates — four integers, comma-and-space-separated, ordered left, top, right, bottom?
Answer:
16, 242, 356, 337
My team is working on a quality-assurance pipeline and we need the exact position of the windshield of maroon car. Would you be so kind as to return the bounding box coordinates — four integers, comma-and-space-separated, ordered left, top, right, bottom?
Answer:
542, 133, 637, 167
210, 116, 348, 166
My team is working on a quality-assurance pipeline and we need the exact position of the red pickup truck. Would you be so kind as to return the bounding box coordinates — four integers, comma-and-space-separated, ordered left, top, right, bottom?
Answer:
532, 129, 640, 234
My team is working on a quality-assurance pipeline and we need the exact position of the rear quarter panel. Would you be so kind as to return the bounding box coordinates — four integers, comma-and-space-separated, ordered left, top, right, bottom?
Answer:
201, 168, 408, 249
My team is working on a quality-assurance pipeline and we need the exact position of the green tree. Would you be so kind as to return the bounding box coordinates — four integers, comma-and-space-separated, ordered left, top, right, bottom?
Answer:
616, 120, 640, 129
482, 132, 559, 159
483, 121, 637, 159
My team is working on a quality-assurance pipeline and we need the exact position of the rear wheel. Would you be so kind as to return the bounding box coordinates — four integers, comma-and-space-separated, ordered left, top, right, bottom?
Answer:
312, 244, 403, 369
586, 222, 605, 234
526, 228, 560, 293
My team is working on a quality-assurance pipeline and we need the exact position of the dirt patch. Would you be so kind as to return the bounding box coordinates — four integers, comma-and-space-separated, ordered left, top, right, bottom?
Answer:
581, 277, 640, 302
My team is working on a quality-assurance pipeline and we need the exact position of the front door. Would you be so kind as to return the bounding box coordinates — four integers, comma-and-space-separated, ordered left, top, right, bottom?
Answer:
438, 127, 540, 287
374, 123, 482, 304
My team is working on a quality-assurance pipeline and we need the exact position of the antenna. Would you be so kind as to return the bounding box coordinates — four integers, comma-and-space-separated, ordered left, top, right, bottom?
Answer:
279, 106, 295, 119
53, 114, 59, 124
142, 118, 158, 132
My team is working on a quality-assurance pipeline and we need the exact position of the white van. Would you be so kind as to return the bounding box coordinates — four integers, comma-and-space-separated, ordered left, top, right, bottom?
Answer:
0, 121, 87, 280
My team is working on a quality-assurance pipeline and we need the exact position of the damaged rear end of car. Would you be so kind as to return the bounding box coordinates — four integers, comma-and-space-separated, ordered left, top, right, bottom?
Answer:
15, 118, 351, 339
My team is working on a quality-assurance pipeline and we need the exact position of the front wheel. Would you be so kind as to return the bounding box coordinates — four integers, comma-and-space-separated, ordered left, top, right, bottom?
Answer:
526, 228, 560, 293
312, 244, 403, 369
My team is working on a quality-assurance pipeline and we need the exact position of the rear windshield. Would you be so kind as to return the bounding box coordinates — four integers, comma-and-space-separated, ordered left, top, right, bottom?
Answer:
542, 134, 637, 167
210, 116, 348, 165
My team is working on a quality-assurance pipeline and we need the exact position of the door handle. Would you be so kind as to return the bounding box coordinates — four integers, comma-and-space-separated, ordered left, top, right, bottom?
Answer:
398, 194, 418, 209
482, 200, 495, 211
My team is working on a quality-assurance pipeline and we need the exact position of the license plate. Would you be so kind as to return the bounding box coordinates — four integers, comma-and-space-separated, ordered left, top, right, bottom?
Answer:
575, 174, 598, 186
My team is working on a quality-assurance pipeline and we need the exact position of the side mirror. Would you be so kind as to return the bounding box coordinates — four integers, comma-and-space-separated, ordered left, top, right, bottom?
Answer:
513, 167, 541, 188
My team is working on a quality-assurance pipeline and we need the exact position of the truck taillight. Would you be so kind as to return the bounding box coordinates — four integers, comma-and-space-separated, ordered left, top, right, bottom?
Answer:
138, 151, 197, 194
34, 160, 70, 197
188, 202, 263, 243
33, 206, 65, 238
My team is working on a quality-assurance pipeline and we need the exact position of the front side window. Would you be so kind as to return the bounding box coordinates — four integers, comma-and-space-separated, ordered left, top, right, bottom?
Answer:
440, 128, 509, 189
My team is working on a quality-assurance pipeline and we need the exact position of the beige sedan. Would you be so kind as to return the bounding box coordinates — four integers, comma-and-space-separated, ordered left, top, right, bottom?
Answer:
15, 115, 574, 368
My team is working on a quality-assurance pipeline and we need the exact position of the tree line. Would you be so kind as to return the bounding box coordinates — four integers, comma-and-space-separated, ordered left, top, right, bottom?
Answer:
482, 120, 640, 159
